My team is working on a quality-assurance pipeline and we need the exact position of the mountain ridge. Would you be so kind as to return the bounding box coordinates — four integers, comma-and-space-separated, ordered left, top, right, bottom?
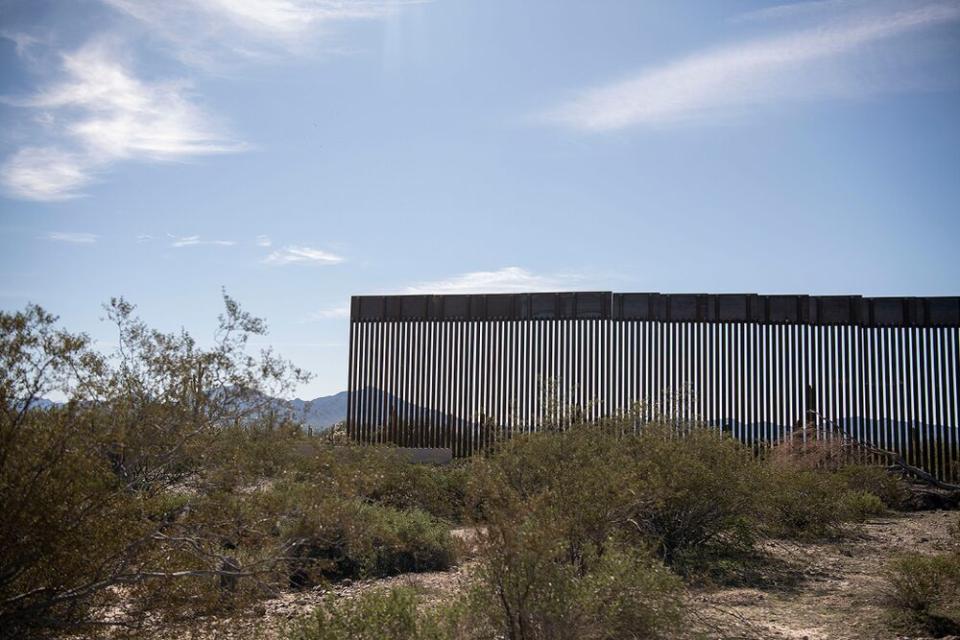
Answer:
23, 391, 351, 431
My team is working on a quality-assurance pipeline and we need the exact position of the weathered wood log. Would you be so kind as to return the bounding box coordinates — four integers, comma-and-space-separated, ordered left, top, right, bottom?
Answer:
808, 411, 960, 492
899, 483, 960, 511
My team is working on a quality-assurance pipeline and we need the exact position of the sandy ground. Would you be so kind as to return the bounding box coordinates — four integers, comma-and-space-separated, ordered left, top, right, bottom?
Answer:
152, 514, 958, 640
153, 528, 479, 640
689, 510, 959, 640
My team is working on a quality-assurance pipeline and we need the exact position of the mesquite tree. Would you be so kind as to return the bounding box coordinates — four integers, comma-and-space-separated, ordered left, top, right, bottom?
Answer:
0, 293, 310, 638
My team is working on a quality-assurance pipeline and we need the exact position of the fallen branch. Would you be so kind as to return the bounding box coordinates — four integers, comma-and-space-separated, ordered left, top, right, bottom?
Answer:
805, 411, 960, 492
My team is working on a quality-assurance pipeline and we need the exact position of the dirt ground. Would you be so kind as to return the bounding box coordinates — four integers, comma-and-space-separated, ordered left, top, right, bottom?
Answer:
689, 510, 959, 640
159, 513, 958, 640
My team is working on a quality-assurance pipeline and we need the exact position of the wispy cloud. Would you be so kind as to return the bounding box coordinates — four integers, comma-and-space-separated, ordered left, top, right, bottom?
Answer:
403, 267, 584, 295
263, 245, 344, 265
1, 147, 92, 201
0, 30, 44, 57
544, 1, 960, 131
102, 0, 425, 66
732, 0, 870, 25
256, 234, 272, 247
170, 235, 235, 247
45, 231, 99, 244
302, 304, 350, 322
1, 39, 245, 201
250, 340, 345, 349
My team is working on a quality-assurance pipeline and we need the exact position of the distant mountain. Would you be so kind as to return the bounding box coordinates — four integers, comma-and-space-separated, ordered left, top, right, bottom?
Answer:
16, 393, 350, 430
287, 391, 348, 430
14, 397, 62, 411
24, 392, 953, 443
285, 388, 438, 431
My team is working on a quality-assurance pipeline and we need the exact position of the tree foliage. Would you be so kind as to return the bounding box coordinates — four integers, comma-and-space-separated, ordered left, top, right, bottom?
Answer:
0, 293, 309, 638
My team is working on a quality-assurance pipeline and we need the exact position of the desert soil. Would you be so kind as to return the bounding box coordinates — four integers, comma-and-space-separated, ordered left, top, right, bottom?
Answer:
155, 514, 958, 640
690, 510, 958, 640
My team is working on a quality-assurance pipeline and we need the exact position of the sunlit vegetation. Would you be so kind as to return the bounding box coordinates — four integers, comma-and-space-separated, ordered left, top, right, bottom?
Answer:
1, 297, 944, 639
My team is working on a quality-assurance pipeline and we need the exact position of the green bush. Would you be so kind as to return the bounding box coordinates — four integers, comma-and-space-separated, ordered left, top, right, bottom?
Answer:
290, 542, 685, 640
470, 527, 683, 640
618, 425, 760, 569
103, 456, 458, 615
575, 545, 686, 639
836, 464, 910, 510
469, 423, 761, 575
295, 445, 469, 523
0, 410, 151, 638
277, 483, 457, 586
463, 425, 688, 639
287, 586, 440, 640
360, 503, 459, 577
0, 298, 465, 638
760, 467, 851, 539
0, 297, 318, 636
202, 421, 314, 489
288, 586, 475, 640
468, 424, 642, 580
839, 490, 887, 522
760, 459, 902, 539
886, 552, 960, 636
365, 460, 470, 524
471, 508, 584, 639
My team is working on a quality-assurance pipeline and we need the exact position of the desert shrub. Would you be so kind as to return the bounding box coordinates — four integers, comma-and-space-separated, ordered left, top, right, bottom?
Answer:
574, 545, 686, 639
155, 456, 459, 595
469, 422, 762, 576
276, 482, 457, 586
839, 490, 887, 521
0, 297, 372, 638
295, 445, 469, 523
463, 424, 686, 639
291, 542, 683, 640
618, 425, 760, 569
767, 437, 853, 472
470, 523, 683, 640
287, 586, 442, 640
467, 425, 635, 576
471, 504, 585, 639
364, 460, 470, 524
0, 409, 151, 638
761, 457, 903, 539
358, 503, 459, 577
287, 586, 475, 640
99, 477, 457, 621
886, 551, 960, 636
951, 515, 960, 542
760, 467, 852, 539
201, 420, 314, 489
837, 464, 910, 510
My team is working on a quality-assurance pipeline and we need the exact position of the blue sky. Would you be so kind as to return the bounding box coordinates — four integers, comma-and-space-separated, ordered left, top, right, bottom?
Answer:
1, 0, 959, 398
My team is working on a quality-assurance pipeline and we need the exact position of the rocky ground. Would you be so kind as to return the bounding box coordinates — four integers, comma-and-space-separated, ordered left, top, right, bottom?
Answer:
690, 510, 958, 640
154, 513, 958, 640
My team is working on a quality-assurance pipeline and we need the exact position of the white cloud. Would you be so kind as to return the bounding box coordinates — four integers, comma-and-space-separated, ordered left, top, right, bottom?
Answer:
45, 231, 99, 244
302, 304, 350, 321
1, 147, 92, 201
0, 30, 44, 57
263, 245, 344, 265
1, 40, 245, 201
102, 0, 424, 65
544, 1, 960, 131
404, 267, 583, 295
29, 41, 244, 159
256, 234, 272, 247
136, 234, 153, 242
170, 235, 236, 247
